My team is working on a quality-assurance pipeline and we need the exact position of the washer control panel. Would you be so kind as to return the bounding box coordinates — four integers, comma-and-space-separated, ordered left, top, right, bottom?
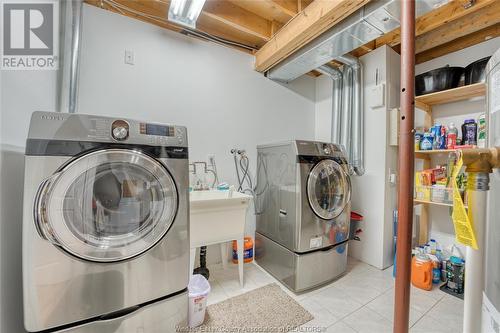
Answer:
111, 120, 129, 141
139, 122, 185, 145
28, 112, 187, 148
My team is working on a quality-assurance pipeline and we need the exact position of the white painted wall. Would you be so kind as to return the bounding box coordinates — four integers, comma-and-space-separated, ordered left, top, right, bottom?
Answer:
0, 60, 58, 333
315, 46, 400, 269
415, 37, 500, 252
0, 4, 315, 332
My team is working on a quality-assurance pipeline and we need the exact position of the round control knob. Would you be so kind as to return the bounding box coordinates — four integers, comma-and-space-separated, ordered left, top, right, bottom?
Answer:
112, 126, 128, 141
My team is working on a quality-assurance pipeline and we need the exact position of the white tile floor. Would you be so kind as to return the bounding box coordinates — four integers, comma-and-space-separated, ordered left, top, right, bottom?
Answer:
206, 256, 464, 333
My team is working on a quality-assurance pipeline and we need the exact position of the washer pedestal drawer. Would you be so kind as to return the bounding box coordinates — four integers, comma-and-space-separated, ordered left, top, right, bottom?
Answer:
255, 233, 347, 293
58, 291, 187, 333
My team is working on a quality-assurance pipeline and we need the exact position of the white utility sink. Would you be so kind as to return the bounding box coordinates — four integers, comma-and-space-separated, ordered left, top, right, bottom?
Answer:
190, 189, 252, 211
189, 190, 252, 286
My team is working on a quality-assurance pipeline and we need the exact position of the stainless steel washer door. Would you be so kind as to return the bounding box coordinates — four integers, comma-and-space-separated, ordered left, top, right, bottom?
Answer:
307, 159, 350, 220
34, 149, 178, 262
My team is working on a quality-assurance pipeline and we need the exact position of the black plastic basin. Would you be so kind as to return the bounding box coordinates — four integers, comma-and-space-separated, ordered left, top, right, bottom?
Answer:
465, 56, 491, 85
415, 66, 464, 96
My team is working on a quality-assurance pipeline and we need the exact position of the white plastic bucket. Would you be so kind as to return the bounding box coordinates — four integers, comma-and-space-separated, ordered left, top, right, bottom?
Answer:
188, 274, 211, 328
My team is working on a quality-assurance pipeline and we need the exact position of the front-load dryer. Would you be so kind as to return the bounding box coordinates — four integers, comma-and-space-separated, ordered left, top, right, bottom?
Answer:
255, 140, 351, 292
22, 111, 189, 332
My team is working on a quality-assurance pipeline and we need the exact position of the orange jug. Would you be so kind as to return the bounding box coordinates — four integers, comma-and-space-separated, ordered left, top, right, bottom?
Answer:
232, 237, 253, 264
411, 254, 433, 291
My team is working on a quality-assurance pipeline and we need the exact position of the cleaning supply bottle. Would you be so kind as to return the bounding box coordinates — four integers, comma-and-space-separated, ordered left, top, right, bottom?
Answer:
478, 113, 487, 148
429, 239, 437, 255
448, 122, 459, 146
232, 237, 254, 264
411, 254, 433, 291
432, 260, 441, 284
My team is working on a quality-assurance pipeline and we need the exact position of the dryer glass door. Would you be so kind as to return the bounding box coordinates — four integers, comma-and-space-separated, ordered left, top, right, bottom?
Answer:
34, 149, 178, 262
307, 159, 350, 220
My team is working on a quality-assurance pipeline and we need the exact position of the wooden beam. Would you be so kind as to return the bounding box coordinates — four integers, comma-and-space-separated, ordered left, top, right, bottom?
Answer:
84, 0, 261, 51
274, 0, 298, 15
202, 0, 272, 41
415, 1, 500, 53
297, 0, 314, 12
228, 0, 296, 24
348, 0, 496, 59
417, 23, 500, 64
379, 0, 495, 48
84, 0, 182, 32
196, 13, 266, 49
254, 0, 370, 72
271, 20, 284, 35
350, 40, 375, 57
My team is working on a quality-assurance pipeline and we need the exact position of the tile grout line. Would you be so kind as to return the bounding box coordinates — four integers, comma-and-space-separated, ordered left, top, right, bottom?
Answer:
408, 292, 446, 329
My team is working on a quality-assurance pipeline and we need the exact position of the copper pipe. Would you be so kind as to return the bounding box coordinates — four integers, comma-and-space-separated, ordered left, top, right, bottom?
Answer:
460, 147, 500, 173
394, 0, 415, 332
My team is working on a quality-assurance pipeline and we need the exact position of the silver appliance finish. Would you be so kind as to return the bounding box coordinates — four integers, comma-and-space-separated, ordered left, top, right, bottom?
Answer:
256, 233, 348, 293
23, 111, 189, 332
255, 140, 351, 292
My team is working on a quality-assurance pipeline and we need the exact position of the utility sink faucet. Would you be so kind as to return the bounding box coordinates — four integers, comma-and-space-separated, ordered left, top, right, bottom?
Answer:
189, 161, 218, 190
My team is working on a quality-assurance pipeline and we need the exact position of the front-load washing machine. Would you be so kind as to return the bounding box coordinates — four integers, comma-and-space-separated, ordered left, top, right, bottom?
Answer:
22, 111, 189, 332
255, 140, 351, 292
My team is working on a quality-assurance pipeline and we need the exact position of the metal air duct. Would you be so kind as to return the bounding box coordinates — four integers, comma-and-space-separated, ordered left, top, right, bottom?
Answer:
317, 65, 343, 145
58, 0, 83, 113
340, 63, 353, 171
338, 54, 364, 176
266, 0, 448, 83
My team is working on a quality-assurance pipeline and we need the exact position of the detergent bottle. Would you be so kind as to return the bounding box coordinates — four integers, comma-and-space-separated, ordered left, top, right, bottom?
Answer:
411, 254, 433, 291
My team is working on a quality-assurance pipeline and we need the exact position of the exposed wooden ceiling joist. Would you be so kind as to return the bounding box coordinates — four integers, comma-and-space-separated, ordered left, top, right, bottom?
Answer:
416, 23, 500, 64
196, 13, 265, 49
227, 0, 294, 24
254, 0, 370, 73
85, 0, 270, 51
378, 0, 495, 49
85, 0, 182, 31
415, 1, 500, 54
297, 0, 314, 12
202, 1, 272, 42
346, 0, 500, 65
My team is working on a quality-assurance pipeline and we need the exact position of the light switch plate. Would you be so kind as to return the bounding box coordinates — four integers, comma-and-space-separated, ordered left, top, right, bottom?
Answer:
124, 50, 134, 65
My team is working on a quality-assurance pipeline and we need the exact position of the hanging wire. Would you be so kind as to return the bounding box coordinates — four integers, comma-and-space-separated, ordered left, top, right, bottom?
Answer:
231, 150, 269, 215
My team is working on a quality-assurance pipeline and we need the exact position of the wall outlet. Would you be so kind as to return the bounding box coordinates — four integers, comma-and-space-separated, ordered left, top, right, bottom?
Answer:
124, 50, 134, 65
